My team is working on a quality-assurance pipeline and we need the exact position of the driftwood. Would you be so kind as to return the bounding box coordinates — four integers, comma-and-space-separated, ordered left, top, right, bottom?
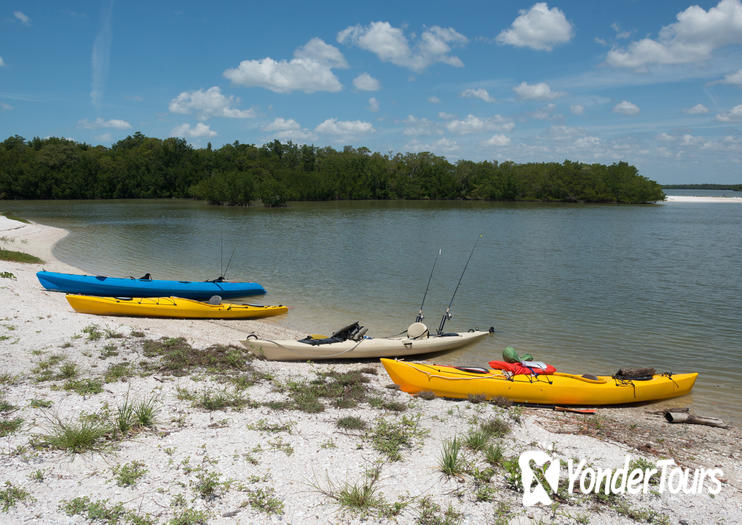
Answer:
664, 409, 730, 429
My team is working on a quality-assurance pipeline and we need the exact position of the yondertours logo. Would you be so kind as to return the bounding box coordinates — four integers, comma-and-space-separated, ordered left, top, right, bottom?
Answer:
519, 450, 723, 506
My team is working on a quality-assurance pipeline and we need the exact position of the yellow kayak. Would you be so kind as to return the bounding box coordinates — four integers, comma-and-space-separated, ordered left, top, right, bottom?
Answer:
380, 359, 697, 406
66, 294, 288, 320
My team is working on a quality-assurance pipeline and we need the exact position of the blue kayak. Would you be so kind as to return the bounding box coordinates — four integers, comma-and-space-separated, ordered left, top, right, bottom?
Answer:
37, 271, 266, 300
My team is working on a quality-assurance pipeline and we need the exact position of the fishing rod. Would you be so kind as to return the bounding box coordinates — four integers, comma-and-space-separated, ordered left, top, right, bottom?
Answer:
222, 246, 237, 281
437, 234, 482, 335
416, 249, 441, 323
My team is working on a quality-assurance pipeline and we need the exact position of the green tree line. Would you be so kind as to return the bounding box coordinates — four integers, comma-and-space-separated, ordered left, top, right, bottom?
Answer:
0, 133, 665, 205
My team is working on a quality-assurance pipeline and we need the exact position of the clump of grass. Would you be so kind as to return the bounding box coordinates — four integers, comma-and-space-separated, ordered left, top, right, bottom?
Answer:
314, 465, 392, 518
169, 507, 209, 524
370, 415, 427, 462
337, 416, 366, 430
112, 461, 148, 487
0, 481, 33, 511
192, 470, 225, 500
415, 390, 437, 400
247, 419, 293, 433
1, 211, 29, 223
484, 443, 504, 466
104, 362, 132, 383
39, 414, 110, 453
281, 370, 372, 413
142, 338, 254, 376
480, 417, 511, 438
82, 325, 103, 341
0, 271, 16, 280
439, 437, 465, 477
0, 418, 23, 437
0, 248, 42, 264
467, 393, 487, 404
57, 362, 78, 379
416, 497, 463, 525
130, 330, 145, 338
242, 487, 284, 515
29, 398, 52, 408
60, 496, 148, 523
134, 397, 158, 428
465, 428, 492, 452
63, 378, 103, 395
490, 396, 513, 408
195, 389, 251, 411
368, 396, 407, 412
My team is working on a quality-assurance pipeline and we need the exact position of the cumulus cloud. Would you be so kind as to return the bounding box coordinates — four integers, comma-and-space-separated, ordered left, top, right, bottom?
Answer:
428, 96, 440, 104
484, 134, 511, 146
263, 118, 316, 142
402, 115, 438, 136
446, 114, 514, 134
78, 117, 132, 129
570, 104, 584, 115
315, 118, 375, 136
606, 0, 742, 69
169, 87, 255, 120
461, 88, 495, 103
171, 122, 217, 138
353, 73, 380, 91
497, 3, 573, 51
368, 97, 380, 112
224, 38, 344, 93
718, 68, 742, 87
685, 103, 709, 114
14, 11, 30, 26
0, 57, 5, 67
337, 21, 467, 72
513, 81, 564, 100
613, 100, 640, 115
716, 104, 742, 121
293, 37, 348, 69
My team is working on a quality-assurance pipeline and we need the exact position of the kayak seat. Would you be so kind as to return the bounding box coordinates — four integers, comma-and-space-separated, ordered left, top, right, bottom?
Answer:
298, 335, 346, 346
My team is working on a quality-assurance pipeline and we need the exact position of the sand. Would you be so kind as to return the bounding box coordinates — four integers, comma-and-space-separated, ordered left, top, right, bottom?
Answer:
1, 216, 740, 524
663, 195, 742, 203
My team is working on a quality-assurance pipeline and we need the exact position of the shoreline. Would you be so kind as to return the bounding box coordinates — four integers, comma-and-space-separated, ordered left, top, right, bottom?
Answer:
1, 217, 740, 523
663, 195, 742, 203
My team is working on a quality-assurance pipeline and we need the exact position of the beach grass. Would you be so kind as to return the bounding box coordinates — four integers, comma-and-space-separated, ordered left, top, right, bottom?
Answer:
439, 436, 465, 477
0, 211, 30, 224
0, 248, 42, 264
40, 414, 111, 453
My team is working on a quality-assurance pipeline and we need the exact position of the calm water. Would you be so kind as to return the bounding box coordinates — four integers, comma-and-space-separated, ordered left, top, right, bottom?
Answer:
5, 196, 741, 421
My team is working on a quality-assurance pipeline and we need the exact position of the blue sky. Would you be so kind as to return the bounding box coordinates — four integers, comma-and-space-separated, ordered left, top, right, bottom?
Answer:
1, 0, 741, 184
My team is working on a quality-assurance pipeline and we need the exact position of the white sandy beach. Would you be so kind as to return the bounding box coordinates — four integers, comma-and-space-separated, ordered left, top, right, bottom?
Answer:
1, 216, 740, 524
663, 195, 742, 203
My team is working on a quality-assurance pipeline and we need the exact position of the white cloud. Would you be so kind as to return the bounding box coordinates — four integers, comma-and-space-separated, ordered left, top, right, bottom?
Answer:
496, 3, 574, 51
606, 0, 742, 69
224, 38, 344, 93
171, 123, 217, 138
353, 73, 380, 91
0, 57, 4, 67
169, 87, 255, 120
14, 11, 30, 26
461, 88, 495, 103
405, 137, 460, 154
716, 104, 742, 121
446, 114, 514, 134
338, 21, 467, 72
658, 132, 675, 141
438, 111, 455, 119
513, 81, 564, 100
90, 1, 113, 109
613, 100, 640, 115
96, 133, 112, 143
368, 97, 380, 112
262, 118, 315, 142
718, 68, 742, 86
293, 37, 348, 69
1, 102, 13, 111
685, 103, 709, 114
402, 115, 438, 136
428, 96, 440, 104
78, 117, 132, 130
315, 118, 375, 136
484, 134, 511, 146
570, 104, 584, 115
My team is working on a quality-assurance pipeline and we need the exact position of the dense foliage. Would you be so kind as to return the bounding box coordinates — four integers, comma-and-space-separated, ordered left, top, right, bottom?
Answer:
0, 133, 664, 205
